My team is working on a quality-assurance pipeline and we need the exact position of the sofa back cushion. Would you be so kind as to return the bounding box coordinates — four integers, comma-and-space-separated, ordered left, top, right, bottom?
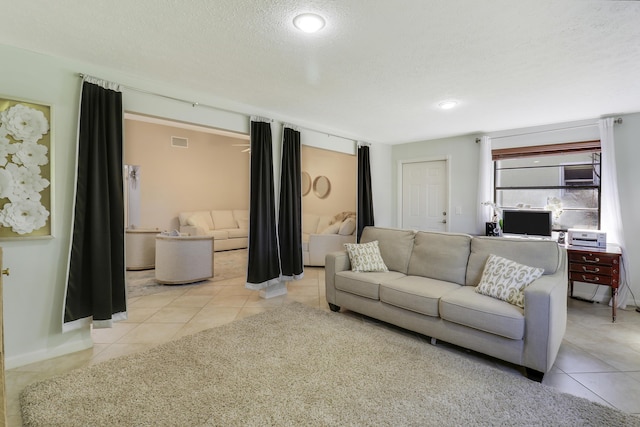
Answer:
211, 210, 238, 229
180, 211, 214, 230
320, 221, 341, 234
316, 216, 332, 233
360, 227, 415, 274
339, 217, 356, 235
465, 236, 561, 286
233, 210, 249, 229
407, 231, 472, 285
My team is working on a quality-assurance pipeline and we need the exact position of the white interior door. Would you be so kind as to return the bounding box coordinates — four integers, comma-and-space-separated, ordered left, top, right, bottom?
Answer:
401, 160, 448, 231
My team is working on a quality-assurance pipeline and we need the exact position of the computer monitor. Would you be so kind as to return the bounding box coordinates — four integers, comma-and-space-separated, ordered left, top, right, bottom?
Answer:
501, 210, 552, 237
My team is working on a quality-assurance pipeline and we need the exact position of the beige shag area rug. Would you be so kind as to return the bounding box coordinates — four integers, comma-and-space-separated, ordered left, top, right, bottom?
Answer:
21, 303, 640, 427
127, 249, 247, 297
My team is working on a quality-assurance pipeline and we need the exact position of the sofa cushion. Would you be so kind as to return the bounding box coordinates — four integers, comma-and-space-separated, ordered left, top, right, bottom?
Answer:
380, 276, 460, 317
440, 286, 525, 340
338, 217, 356, 235
466, 236, 561, 286
227, 228, 248, 238
211, 210, 237, 229
335, 270, 406, 300
316, 216, 332, 234
209, 230, 229, 240
475, 254, 544, 308
185, 211, 214, 231
233, 209, 249, 221
360, 227, 415, 274
344, 241, 388, 272
178, 212, 191, 226
321, 222, 341, 234
407, 231, 471, 285
233, 210, 249, 229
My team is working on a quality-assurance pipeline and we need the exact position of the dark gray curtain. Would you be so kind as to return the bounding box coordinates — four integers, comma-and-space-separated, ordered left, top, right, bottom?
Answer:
64, 79, 126, 330
278, 127, 303, 280
357, 145, 375, 242
246, 120, 281, 289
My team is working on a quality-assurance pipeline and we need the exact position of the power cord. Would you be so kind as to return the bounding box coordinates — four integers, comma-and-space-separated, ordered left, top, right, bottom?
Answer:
616, 254, 640, 313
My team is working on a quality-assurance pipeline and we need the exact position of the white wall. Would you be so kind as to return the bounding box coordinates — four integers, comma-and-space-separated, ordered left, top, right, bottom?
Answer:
369, 142, 394, 228
612, 113, 640, 307
124, 120, 251, 231
301, 146, 356, 217
392, 134, 481, 233
0, 43, 392, 367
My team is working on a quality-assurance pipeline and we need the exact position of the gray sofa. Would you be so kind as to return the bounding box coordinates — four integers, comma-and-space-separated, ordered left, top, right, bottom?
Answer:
325, 226, 568, 381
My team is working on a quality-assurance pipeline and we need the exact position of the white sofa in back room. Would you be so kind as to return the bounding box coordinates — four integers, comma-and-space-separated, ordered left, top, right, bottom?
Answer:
178, 210, 248, 252
303, 213, 356, 266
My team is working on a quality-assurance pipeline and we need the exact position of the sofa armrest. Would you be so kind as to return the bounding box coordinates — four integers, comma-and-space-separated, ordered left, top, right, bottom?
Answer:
325, 250, 351, 305
523, 248, 568, 372
179, 225, 206, 236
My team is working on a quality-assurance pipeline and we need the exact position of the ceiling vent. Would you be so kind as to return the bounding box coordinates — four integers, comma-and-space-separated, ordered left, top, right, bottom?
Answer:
171, 136, 189, 148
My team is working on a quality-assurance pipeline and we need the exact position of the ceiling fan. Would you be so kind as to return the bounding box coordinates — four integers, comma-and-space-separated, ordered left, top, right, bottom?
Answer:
232, 143, 251, 153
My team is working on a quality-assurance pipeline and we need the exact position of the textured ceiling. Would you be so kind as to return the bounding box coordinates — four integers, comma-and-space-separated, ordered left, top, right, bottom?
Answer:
2, 0, 640, 144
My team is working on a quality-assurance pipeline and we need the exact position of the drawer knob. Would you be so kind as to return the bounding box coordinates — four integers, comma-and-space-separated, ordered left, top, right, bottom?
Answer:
582, 266, 600, 273
582, 256, 600, 263
582, 275, 600, 283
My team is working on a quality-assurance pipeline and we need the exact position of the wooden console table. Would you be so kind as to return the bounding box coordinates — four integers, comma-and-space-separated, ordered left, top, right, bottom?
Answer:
567, 245, 622, 322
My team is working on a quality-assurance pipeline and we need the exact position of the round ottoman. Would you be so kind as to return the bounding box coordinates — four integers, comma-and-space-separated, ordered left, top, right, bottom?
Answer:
155, 235, 214, 284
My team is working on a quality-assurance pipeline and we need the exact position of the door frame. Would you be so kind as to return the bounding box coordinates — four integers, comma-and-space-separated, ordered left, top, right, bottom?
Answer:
397, 156, 451, 231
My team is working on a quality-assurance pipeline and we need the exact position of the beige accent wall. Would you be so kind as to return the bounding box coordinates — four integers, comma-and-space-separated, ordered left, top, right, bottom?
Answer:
124, 120, 250, 231
301, 145, 356, 217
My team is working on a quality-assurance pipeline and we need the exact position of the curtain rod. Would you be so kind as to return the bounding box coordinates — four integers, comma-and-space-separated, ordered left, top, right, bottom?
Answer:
78, 72, 359, 144
474, 118, 622, 143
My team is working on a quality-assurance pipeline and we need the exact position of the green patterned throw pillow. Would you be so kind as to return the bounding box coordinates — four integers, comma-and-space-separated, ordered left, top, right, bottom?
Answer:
475, 254, 544, 308
344, 240, 389, 272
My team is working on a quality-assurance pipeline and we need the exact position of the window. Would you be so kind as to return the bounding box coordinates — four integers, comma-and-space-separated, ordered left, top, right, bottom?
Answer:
562, 163, 598, 186
493, 141, 601, 232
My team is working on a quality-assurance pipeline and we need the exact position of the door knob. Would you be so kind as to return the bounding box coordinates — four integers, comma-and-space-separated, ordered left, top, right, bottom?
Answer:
1, 268, 9, 276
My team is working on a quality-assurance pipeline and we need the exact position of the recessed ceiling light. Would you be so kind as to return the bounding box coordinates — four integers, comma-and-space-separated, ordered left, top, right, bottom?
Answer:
293, 13, 326, 33
438, 100, 458, 110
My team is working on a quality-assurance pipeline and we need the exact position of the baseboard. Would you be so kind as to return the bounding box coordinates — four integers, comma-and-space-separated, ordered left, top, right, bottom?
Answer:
5, 335, 93, 370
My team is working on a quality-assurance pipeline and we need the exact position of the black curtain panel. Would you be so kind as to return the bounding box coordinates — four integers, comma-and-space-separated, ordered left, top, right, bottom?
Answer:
64, 79, 126, 330
278, 127, 304, 280
357, 144, 375, 242
246, 119, 281, 289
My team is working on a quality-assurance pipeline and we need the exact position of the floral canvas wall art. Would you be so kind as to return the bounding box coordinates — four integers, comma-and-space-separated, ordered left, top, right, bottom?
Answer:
0, 97, 52, 239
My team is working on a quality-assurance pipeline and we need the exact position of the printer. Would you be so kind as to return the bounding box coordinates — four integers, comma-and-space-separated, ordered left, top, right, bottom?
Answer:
567, 228, 607, 249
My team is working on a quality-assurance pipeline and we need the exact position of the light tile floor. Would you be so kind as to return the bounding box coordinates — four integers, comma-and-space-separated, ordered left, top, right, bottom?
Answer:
6, 264, 640, 425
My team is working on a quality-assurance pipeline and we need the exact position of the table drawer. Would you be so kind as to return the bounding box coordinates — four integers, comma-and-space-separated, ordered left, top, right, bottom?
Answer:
568, 251, 619, 266
569, 271, 618, 287
570, 264, 614, 276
